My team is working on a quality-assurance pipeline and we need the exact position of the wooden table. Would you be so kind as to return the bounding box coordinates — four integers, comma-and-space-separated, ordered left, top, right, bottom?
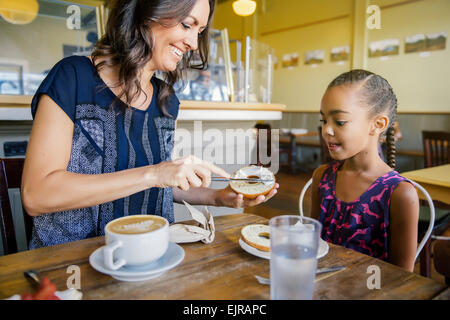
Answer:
402, 164, 450, 205
0, 214, 447, 300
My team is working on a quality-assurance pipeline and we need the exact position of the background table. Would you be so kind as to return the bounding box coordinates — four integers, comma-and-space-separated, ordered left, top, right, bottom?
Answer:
0, 214, 447, 300
402, 164, 450, 278
402, 164, 450, 205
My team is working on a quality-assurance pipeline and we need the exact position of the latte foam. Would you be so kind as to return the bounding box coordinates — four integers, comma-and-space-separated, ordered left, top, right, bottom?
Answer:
108, 216, 165, 234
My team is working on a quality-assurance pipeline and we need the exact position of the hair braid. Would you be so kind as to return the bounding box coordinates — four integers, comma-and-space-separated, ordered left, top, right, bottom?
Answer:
386, 125, 396, 169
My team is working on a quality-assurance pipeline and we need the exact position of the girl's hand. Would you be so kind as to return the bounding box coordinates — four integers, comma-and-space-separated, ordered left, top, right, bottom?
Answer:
150, 155, 230, 190
214, 183, 279, 208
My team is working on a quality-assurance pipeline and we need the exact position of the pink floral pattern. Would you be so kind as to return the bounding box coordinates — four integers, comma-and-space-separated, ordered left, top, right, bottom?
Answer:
318, 161, 411, 261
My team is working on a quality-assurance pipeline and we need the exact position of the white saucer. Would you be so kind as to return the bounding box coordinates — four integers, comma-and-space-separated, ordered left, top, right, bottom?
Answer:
239, 238, 329, 260
89, 242, 185, 282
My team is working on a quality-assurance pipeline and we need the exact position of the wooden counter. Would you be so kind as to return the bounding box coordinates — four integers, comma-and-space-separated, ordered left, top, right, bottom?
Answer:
0, 95, 285, 121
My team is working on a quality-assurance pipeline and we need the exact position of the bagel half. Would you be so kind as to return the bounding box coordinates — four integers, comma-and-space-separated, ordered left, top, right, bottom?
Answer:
241, 224, 271, 252
229, 166, 275, 199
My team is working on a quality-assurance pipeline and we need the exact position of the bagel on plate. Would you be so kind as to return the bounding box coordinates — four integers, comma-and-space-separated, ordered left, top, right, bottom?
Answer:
229, 166, 275, 199
241, 224, 271, 252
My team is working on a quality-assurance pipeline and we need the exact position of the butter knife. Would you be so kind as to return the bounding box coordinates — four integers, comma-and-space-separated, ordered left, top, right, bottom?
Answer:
211, 177, 274, 183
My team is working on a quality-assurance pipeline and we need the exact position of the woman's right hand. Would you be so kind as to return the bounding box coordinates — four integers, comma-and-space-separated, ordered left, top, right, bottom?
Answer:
149, 155, 230, 190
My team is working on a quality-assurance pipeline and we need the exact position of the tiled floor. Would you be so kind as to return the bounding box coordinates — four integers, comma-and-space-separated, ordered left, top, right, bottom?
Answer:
244, 169, 448, 286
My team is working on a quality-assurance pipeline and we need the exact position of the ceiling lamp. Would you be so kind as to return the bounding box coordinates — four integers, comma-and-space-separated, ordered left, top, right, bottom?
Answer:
232, 0, 257, 17
0, 0, 39, 25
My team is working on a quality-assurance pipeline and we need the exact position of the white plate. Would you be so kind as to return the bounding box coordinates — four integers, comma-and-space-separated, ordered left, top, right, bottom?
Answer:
239, 238, 329, 260
89, 242, 185, 282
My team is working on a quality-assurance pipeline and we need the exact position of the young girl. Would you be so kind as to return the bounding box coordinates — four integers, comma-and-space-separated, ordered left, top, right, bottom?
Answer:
310, 70, 419, 271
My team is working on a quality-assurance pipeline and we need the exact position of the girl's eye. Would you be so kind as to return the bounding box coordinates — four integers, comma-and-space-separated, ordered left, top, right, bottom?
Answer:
319, 119, 327, 124
336, 120, 346, 126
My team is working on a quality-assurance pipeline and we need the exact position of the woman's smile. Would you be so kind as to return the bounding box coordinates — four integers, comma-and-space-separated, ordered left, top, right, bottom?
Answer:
169, 45, 185, 60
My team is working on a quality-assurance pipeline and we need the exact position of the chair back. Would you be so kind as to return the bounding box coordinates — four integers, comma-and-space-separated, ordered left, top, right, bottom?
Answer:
422, 131, 450, 168
298, 177, 435, 262
413, 181, 435, 261
253, 123, 271, 167
298, 178, 313, 217
0, 158, 32, 255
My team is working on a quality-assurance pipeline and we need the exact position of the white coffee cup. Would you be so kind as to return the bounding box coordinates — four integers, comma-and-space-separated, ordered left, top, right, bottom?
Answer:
103, 215, 169, 270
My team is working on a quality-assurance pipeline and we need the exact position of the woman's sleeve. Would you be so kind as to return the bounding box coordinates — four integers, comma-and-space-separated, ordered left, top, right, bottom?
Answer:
30, 58, 77, 122
168, 93, 180, 120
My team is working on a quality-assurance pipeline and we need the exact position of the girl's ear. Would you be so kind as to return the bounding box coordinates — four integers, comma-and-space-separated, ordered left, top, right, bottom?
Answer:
370, 114, 389, 136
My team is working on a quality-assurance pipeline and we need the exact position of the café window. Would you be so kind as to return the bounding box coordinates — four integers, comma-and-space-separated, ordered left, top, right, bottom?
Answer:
0, 0, 105, 96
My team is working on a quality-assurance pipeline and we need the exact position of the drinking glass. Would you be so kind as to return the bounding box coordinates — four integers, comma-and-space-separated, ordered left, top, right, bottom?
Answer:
269, 215, 322, 300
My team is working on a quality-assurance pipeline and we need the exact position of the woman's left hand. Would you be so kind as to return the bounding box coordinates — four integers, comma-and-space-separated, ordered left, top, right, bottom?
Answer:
214, 183, 279, 208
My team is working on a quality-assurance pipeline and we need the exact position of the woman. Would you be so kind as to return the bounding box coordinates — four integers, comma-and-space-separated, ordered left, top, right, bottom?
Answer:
22, 0, 278, 249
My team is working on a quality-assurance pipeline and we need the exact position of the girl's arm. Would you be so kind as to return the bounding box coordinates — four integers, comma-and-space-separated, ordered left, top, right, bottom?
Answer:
388, 181, 420, 272
310, 164, 327, 220
22, 95, 228, 216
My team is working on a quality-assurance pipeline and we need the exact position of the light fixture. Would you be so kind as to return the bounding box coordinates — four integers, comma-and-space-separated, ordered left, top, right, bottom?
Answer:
0, 0, 39, 25
232, 0, 257, 17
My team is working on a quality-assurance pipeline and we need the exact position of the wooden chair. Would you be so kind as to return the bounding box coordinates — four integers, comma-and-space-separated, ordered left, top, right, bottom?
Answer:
298, 178, 435, 263
279, 131, 294, 173
253, 123, 272, 167
422, 131, 450, 168
433, 237, 450, 286
0, 158, 32, 255
419, 130, 450, 277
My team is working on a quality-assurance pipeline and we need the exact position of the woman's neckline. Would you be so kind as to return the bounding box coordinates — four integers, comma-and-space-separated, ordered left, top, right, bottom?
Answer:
83, 55, 156, 113
333, 161, 395, 205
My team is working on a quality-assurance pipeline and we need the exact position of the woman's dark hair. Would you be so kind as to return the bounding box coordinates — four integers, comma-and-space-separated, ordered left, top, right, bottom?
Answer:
91, 0, 216, 116
327, 69, 398, 168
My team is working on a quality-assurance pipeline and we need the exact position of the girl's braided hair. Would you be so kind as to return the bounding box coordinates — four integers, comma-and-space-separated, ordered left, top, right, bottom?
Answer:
327, 70, 398, 168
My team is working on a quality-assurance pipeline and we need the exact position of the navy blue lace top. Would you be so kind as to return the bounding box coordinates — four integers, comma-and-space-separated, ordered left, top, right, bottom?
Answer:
29, 55, 179, 249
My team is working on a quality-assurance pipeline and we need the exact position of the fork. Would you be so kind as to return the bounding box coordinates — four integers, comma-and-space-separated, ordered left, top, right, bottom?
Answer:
254, 266, 345, 285
24, 269, 42, 289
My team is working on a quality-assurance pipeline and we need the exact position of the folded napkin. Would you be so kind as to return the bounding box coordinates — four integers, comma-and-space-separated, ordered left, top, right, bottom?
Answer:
169, 201, 215, 244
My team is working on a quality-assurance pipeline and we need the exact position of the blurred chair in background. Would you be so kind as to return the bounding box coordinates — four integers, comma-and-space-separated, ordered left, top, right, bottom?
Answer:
278, 129, 294, 173
253, 122, 272, 168
0, 158, 32, 255
422, 131, 450, 168
433, 238, 450, 286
